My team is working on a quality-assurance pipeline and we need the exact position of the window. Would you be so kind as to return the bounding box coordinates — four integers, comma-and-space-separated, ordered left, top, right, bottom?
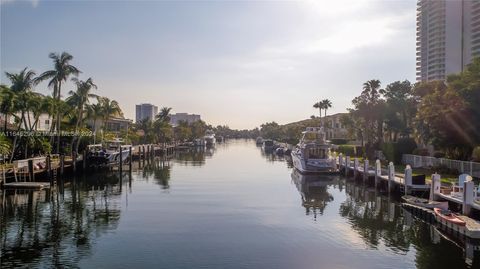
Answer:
45, 120, 50, 125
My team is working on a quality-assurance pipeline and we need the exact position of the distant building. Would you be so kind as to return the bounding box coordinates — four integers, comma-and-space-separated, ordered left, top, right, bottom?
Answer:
169, 113, 201, 126
416, 0, 480, 81
322, 113, 349, 140
5, 112, 52, 131
135, 103, 158, 122
88, 116, 133, 134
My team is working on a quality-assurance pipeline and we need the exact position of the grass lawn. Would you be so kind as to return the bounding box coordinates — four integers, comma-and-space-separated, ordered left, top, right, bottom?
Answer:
393, 165, 458, 185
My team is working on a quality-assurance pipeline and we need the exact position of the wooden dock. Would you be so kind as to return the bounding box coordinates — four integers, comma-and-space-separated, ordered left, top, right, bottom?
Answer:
402, 202, 480, 239
337, 155, 430, 194
3, 182, 50, 189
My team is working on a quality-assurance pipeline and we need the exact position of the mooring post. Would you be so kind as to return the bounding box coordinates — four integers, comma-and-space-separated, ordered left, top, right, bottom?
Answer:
430, 173, 441, 201
60, 154, 65, 176
375, 159, 381, 188
119, 145, 123, 174
46, 154, 52, 183
345, 156, 351, 177
73, 151, 77, 173
463, 178, 474, 216
28, 159, 34, 182
363, 159, 369, 183
129, 146, 133, 172
338, 154, 343, 171
404, 165, 412, 195
354, 158, 359, 179
388, 162, 395, 193
142, 145, 145, 161
83, 149, 87, 171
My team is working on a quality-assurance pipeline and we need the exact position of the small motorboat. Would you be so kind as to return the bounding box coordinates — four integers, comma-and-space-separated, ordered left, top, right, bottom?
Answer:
433, 208, 466, 226
402, 195, 449, 210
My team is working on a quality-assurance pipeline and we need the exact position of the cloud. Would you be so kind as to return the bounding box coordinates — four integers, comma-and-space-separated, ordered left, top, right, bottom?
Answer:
1, 0, 39, 8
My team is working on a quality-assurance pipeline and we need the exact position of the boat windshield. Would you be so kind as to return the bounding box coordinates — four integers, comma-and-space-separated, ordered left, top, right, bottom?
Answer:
303, 132, 323, 143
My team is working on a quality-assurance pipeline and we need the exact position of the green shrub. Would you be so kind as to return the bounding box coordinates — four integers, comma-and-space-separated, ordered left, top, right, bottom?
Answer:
382, 138, 417, 164
413, 148, 430, 156
382, 143, 395, 163
336, 145, 364, 157
330, 139, 348, 145
433, 151, 445, 158
472, 146, 480, 162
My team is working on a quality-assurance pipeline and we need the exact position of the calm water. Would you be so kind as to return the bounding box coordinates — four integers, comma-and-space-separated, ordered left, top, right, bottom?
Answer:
1, 139, 479, 268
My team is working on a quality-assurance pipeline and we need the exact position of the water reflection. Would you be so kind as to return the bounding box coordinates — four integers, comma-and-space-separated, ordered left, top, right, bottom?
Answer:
341, 182, 480, 268
291, 170, 336, 219
1, 140, 480, 269
0, 173, 123, 268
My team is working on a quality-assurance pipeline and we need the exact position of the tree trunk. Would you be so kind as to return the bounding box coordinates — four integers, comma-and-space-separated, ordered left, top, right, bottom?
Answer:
56, 81, 62, 154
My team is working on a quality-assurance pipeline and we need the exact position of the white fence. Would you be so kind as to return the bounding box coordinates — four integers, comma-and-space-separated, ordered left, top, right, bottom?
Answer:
402, 154, 480, 178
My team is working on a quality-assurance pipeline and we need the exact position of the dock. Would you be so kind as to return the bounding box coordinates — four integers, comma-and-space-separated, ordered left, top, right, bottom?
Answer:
3, 182, 51, 189
402, 202, 480, 239
337, 155, 430, 194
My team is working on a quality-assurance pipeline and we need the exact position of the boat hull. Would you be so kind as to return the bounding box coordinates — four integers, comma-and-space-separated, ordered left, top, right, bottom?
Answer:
291, 151, 335, 174
402, 195, 449, 210
434, 208, 466, 226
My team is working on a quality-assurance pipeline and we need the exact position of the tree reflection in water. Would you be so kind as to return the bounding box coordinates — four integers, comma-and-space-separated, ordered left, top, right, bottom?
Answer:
340, 182, 480, 268
0, 172, 123, 268
142, 158, 172, 189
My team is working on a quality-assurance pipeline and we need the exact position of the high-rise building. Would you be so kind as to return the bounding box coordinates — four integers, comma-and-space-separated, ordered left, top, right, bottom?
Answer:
135, 103, 158, 122
416, 0, 480, 82
169, 113, 201, 126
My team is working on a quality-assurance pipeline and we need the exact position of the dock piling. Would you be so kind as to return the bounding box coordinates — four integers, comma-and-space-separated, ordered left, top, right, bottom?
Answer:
363, 159, 369, 183
375, 159, 381, 188
129, 146, 133, 172
430, 173, 441, 201
388, 162, 395, 193
345, 156, 351, 177
353, 158, 358, 179
404, 165, 412, 195
463, 180, 474, 215
28, 159, 34, 182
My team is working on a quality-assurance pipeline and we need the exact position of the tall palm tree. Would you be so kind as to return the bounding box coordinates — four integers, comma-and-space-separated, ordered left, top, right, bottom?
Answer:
37, 52, 81, 153
155, 107, 172, 123
313, 102, 324, 118
86, 103, 104, 144
0, 85, 16, 131
5, 68, 39, 160
98, 97, 123, 142
321, 99, 332, 118
67, 78, 98, 153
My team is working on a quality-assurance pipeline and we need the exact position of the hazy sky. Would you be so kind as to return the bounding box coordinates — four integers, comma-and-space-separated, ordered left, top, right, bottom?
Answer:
1, 0, 417, 129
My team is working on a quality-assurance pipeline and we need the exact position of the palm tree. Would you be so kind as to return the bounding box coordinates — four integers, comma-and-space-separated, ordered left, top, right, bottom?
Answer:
37, 52, 81, 153
98, 97, 123, 142
5, 68, 40, 160
0, 85, 16, 131
67, 78, 98, 153
155, 107, 172, 123
86, 103, 104, 144
313, 102, 324, 118
321, 99, 332, 117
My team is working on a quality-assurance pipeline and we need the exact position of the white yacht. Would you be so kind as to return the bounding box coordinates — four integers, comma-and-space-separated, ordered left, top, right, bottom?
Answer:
204, 130, 216, 146
87, 138, 131, 167
291, 127, 336, 174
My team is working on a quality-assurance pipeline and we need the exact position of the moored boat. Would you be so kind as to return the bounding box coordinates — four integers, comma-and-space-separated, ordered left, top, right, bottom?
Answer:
434, 208, 466, 226
402, 195, 449, 210
87, 138, 130, 167
262, 139, 275, 152
256, 136, 264, 145
291, 127, 336, 174
204, 130, 216, 146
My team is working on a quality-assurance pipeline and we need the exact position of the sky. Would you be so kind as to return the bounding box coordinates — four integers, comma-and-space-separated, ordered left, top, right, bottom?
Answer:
1, 0, 417, 129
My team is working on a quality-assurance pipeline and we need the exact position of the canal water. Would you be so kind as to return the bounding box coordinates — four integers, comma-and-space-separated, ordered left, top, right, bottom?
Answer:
1, 139, 479, 268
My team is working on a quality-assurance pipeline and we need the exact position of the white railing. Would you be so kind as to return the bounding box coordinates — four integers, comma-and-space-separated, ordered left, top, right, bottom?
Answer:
403, 154, 480, 177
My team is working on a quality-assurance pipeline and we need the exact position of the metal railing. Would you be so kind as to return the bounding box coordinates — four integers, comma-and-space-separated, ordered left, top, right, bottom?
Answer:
402, 154, 480, 177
